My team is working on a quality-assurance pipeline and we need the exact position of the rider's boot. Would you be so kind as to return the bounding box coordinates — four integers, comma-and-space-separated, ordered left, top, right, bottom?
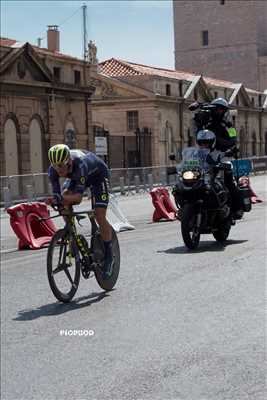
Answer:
102, 240, 114, 279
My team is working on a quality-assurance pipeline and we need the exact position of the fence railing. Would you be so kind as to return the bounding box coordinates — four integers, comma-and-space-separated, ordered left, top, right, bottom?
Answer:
1, 156, 266, 209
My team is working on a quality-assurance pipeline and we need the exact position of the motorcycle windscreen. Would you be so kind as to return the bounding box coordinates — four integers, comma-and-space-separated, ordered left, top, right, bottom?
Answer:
178, 147, 211, 171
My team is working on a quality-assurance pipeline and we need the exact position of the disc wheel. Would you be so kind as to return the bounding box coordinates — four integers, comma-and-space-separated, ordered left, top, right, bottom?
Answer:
93, 228, 120, 291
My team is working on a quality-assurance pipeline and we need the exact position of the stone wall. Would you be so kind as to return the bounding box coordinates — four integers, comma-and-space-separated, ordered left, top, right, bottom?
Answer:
173, 0, 266, 90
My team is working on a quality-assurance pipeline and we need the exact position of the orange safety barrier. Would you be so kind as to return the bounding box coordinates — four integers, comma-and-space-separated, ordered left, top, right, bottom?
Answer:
150, 187, 177, 222
6, 202, 57, 250
238, 176, 263, 204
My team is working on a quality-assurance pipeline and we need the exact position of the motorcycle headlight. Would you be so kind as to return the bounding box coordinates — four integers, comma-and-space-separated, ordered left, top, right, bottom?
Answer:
182, 171, 196, 180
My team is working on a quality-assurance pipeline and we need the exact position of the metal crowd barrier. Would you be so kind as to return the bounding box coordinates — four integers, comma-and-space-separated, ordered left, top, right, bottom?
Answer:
1, 157, 266, 208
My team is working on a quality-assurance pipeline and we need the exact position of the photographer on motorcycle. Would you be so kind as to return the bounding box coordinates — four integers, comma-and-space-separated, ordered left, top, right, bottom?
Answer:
189, 97, 243, 219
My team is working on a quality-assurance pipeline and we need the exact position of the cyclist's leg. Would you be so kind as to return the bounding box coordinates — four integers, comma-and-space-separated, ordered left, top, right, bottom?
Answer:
91, 178, 114, 277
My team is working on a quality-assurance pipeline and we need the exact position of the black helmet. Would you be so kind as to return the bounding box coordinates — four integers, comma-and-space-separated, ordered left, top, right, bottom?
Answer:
196, 129, 216, 149
211, 97, 229, 109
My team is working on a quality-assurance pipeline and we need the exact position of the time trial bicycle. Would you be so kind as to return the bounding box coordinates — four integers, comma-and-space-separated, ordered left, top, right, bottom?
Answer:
41, 204, 120, 303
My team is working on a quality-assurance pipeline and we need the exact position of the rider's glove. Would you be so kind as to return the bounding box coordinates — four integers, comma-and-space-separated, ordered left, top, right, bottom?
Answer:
49, 193, 64, 209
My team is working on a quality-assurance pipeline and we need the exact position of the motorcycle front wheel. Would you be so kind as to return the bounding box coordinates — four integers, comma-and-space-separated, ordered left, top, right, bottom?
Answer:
213, 218, 231, 242
181, 204, 201, 250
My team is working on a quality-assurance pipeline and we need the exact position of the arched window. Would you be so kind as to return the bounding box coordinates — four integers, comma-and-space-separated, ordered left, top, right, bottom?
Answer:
252, 131, 257, 156
65, 121, 76, 149
239, 127, 246, 158
165, 121, 176, 164
29, 117, 45, 173
4, 118, 19, 176
188, 128, 194, 147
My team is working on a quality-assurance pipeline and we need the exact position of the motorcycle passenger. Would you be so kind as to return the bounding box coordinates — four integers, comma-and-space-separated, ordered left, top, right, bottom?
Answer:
47, 144, 114, 279
190, 98, 243, 219
190, 97, 237, 151
207, 98, 238, 152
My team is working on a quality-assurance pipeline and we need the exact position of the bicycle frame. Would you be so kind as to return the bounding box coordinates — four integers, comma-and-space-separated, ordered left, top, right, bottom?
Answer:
61, 209, 99, 258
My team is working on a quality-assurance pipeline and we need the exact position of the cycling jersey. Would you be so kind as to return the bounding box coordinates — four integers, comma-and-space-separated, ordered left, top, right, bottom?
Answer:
48, 150, 110, 207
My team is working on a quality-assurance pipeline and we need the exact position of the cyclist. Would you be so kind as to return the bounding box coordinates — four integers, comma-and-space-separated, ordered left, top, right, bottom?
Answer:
46, 144, 114, 279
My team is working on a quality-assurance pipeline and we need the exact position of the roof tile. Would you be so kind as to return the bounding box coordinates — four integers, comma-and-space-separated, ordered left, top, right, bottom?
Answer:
99, 58, 255, 91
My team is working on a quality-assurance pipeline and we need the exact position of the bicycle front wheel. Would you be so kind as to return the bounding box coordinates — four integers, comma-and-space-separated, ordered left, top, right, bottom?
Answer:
47, 229, 80, 303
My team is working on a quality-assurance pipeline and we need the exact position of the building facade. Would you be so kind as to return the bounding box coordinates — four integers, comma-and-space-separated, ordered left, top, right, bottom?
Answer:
0, 29, 95, 177
91, 58, 267, 168
173, 0, 267, 91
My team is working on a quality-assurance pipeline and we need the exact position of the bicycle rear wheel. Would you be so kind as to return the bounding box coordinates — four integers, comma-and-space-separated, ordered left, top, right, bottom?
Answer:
47, 229, 80, 303
93, 228, 120, 291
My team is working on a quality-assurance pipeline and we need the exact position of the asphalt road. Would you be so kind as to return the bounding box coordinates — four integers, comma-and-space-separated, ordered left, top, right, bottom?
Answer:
1, 175, 266, 400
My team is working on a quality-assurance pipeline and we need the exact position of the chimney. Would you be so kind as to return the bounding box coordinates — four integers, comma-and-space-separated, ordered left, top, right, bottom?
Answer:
47, 25, 60, 52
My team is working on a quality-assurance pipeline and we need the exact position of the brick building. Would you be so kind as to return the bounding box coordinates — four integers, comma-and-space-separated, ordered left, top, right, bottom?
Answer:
0, 27, 95, 177
173, 0, 267, 91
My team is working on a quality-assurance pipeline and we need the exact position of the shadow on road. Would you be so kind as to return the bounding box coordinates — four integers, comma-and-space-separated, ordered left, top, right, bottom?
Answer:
13, 291, 110, 321
158, 239, 248, 254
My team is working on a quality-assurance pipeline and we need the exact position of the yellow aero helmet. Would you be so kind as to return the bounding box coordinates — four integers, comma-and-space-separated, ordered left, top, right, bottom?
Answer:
48, 144, 70, 166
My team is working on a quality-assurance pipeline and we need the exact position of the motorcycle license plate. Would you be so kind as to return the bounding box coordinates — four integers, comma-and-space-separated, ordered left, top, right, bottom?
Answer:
183, 160, 200, 168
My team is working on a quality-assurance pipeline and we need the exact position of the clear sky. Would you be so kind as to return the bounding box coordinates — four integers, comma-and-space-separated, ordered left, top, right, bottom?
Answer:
1, 0, 174, 69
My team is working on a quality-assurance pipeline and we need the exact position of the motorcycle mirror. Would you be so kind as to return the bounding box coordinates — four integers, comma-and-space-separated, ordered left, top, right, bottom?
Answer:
169, 153, 176, 161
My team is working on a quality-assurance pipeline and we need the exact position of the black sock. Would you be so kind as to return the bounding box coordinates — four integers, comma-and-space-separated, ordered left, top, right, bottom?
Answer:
103, 240, 112, 259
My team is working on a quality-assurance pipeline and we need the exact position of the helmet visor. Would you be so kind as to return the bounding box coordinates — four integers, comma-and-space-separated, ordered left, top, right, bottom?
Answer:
197, 139, 212, 146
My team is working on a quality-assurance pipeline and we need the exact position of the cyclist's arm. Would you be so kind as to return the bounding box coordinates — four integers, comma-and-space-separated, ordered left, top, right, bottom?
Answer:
61, 175, 86, 206
62, 190, 82, 206
48, 166, 63, 204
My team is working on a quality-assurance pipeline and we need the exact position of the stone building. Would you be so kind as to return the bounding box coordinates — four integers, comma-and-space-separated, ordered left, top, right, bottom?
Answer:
1, 29, 266, 178
0, 27, 95, 177
91, 58, 267, 167
173, 0, 267, 91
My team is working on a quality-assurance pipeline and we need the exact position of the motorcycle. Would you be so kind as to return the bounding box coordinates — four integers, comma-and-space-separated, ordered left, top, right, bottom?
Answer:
168, 147, 251, 250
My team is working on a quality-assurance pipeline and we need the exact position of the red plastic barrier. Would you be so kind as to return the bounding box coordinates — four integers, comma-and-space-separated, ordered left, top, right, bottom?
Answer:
150, 187, 177, 222
238, 176, 263, 204
6, 202, 57, 250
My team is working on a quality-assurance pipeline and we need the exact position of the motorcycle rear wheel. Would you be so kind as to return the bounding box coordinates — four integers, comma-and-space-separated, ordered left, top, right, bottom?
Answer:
93, 228, 120, 291
181, 204, 201, 250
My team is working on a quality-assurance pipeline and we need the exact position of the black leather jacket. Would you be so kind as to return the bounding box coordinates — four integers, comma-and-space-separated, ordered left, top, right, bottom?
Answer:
206, 120, 236, 152
191, 103, 237, 152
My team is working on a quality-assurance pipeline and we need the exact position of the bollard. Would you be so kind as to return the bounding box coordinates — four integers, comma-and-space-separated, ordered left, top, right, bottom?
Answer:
26, 184, 34, 202
134, 175, 140, 193
119, 176, 125, 195
4, 186, 12, 209
148, 174, 154, 191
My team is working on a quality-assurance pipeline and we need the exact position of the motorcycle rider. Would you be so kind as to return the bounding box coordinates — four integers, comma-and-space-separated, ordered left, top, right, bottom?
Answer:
189, 98, 243, 219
